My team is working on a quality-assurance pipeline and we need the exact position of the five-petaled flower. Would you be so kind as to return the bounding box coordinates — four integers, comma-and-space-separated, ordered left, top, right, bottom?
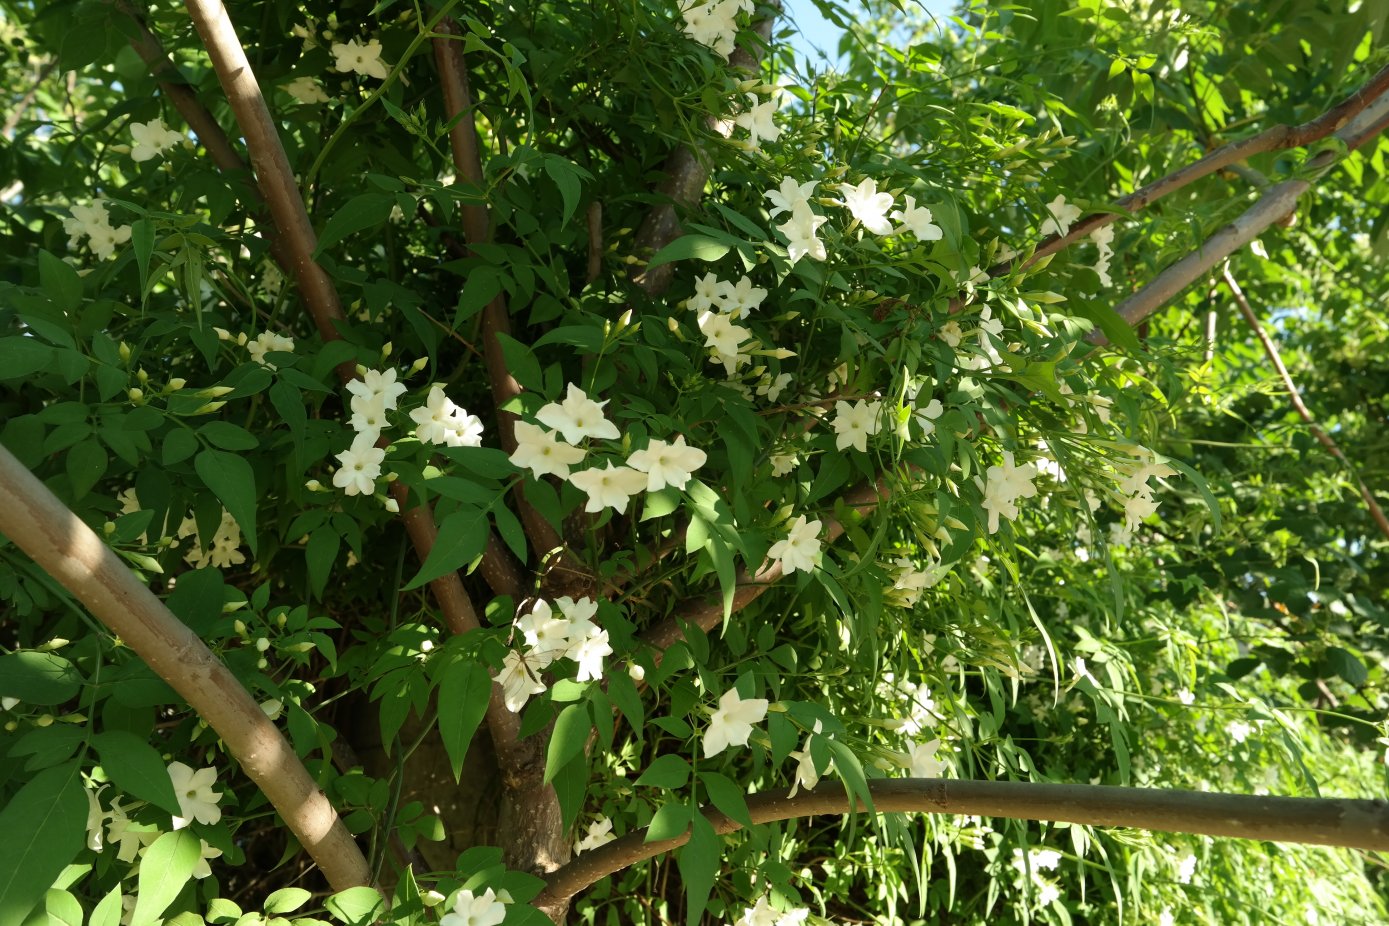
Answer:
838, 177, 895, 235
765, 177, 817, 218
410, 385, 484, 447
1039, 194, 1083, 238
777, 202, 828, 264
333, 432, 386, 496
167, 762, 222, 829
574, 816, 617, 853
767, 514, 822, 575
702, 687, 769, 757
891, 195, 943, 240
509, 421, 586, 479
130, 118, 184, 163
536, 383, 621, 444
332, 38, 390, 80
831, 399, 883, 453
498, 650, 546, 713
439, 888, 508, 926
627, 436, 708, 492
568, 462, 648, 514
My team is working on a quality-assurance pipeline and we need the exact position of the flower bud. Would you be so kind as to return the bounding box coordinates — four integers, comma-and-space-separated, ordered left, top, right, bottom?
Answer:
118, 342, 132, 362
627, 663, 645, 683
236, 332, 248, 346
191, 402, 226, 415
381, 341, 393, 359
277, 613, 288, 628
103, 521, 116, 535
305, 479, 323, 492
256, 637, 271, 652
167, 377, 187, 391
35, 714, 54, 728
127, 388, 144, 404
136, 368, 149, 385
233, 619, 247, 635
409, 357, 428, 374
383, 497, 400, 514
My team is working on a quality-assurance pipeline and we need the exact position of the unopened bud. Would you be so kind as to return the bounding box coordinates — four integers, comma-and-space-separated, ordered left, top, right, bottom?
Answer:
233, 619, 247, 635
191, 401, 226, 415
118, 342, 132, 362
236, 332, 248, 346
277, 612, 288, 628
381, 341, 393, 359
628, 663, 645, 683
196, 385, 234, 398
409, 357, 428, 374
256, 637, 270, 652
305, 479, 323, 492
127, 388, 144, 404
383, 497, 400, 514
35, 714, 54, 728
213, 327, 233, 341
167, 378, 187, 391
667, 317, 680, 333
137, 368, 149, 385
257, 657, 268, 669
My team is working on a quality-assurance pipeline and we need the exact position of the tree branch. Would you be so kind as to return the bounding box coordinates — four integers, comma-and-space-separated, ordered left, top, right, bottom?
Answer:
1014, 61, 1389, 277
0, 443, 372, 892
534, 777, 1389, 907
1221, 266, 1389, 542
629, 9, 779, 296
640, 478, 889, 655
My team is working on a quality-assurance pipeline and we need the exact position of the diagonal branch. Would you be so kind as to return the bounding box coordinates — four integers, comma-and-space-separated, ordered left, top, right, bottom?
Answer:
640, 478, 889, 655
432, 20, 568, 565
1088, 82, 1389, 344
630, 9, 780, 296
1011, 61, 1389, 278
534, 777, 1389, 907
0, 443, 372, 892
1221, 266, 1389, 542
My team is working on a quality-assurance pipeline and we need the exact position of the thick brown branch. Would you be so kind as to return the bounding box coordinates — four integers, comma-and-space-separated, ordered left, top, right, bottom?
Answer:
640, 478, 889, 655
1222, 267, 1389, 542
535, 777, 1389, 907
1088, 84, 1389, 343
630, 9, 779, 295
1016, 61, 1389, 276
0, 444, 372, 891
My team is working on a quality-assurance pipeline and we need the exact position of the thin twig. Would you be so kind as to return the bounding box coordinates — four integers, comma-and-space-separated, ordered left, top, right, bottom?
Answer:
534, 777, 1389, 906
0, 444, 372, 892
1221, 265, 1389, 542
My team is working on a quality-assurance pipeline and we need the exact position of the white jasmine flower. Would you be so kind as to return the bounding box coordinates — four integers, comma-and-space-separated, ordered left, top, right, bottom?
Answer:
84, 783, 107, 852
765, 177, 818, 218
130, 118, 185, 162
574, 817, 616, 853
908, 739, 943, 777
769, 452, 798, 476
697, 309, 752, 360
346, 368, 407, 412
568, 462, 648, 514
756, 371, 793, 403
1013, 848, 1062, 872
167, 762, 222, 829
831, 399, 883, 452
1177, 688, 1195, 705
192, 839, 223, 879
626, 435, 708, 492
689, 272, 723, 312
332, 38, 390, 80
536, 383, 620, 444
734, 95, 782, 150
509, 421, 586, 479
890, 195, 943, 240
284, 76, 331, 103
64, 201, 132, 260
246, 331, 294, 368
1226, 720, 1254, 743
1035, 880, 1062, 906
348, 392, 389, 441
715, 275, 768, 319
837, 177, 895, 235
777, 202, 829, 264
498, 650, 546, 713
767, 514, 822, 575
679, 0, 741, 56
410, 385, 484, 447
106, 797, 157, 862
980, 450, 1039, 533
516, 599, 570, 666
1039, 194, 1083, 237
938, 320, 963, 348
439, 888, 507, 926
332, 432, 386, 496
702, 688, 769, 758
1176, 852, 1197, 884
569, 628, 612, 682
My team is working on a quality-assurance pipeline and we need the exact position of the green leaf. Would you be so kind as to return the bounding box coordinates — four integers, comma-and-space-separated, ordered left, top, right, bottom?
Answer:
677, 814, 719, 926
494, 334, 542, 392
544, 703, 591, 784
38, 250, 82, 313
313, 194, 396, 256
263, 889, 312, 915
552, 752, 588, 833
42, 889, 83, 926
130, 830, 200, 926
194, 449, 258, 556
824, 739, 875, 814
65, 438, 107, 500
198, 421, 259, 451
454, 267, 504, 328
401, 506, 489, 590
306, 528, 340, 600
699, 771, 752, 828
646, 235, 731, 270
437, 659, 491, 781
543, 156, 589, 229
132, 220, 154, 293
324, 887, 385, 926
634, 754, 690, 789
0, 762, 87, 926
645, 802, 692, 843
89, 887, 123, 926
92, 731, 181, 816
162, 429, 199, 466
0, 337, 55, 381
0, 652, 81, 705
1325, 646, 1368, 686
1163, 457, 1222, 533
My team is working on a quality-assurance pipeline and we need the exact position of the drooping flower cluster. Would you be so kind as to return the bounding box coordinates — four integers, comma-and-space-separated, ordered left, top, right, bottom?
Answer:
500, 596, 612, 712
678, 0, 753, 57
327, 367, 483, 499
979, 450, 1040, 534
64, 201, 132, 260
130, 117, 184, 162
1113, 446, 1175, 536
510, 383, 707, 514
